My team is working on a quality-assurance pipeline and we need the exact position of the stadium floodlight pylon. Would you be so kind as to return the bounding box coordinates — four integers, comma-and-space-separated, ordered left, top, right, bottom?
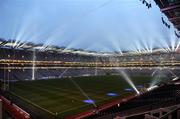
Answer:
32, 49, 36, 80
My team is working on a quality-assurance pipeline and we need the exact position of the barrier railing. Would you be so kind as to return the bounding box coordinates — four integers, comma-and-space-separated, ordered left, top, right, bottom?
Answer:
0, 96, 31, 119
65, 94, 136, 119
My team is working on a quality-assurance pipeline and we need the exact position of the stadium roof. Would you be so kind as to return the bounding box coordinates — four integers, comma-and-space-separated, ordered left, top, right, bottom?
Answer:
154, 0, 180, 31
0, 38, 177, 56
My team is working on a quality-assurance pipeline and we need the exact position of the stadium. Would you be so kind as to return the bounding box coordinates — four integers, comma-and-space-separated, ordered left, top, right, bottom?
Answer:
0, 0, 180, 119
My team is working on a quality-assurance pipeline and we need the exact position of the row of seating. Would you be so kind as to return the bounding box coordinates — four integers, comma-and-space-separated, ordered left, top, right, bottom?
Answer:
87, 81, 180, 119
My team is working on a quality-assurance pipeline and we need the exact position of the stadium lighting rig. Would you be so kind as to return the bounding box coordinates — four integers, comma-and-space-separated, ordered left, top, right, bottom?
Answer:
161, 17, 171, 29
0, 38, 179, 58
154, 0, 180, 46
139, 0, 152, 9
175, 31, 180, 39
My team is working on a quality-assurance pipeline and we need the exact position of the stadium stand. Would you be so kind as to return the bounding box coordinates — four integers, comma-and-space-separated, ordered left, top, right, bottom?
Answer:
0, 46, 180, 81
85, 79, 180, 119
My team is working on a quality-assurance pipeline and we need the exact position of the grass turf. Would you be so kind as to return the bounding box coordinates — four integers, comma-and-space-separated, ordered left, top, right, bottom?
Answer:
8, 75, 152, 118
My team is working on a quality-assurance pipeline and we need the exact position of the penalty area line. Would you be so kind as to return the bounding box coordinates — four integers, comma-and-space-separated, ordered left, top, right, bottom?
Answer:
10, 92, 56, 116
57, 104, 90, 114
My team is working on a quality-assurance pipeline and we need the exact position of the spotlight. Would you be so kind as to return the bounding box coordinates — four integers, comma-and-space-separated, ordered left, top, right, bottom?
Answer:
161, 17, 165, 24
140, 0, 152, 9
148, 4, 151, 9
172, 77, 179, 81
142, 0, 145, 4
147, 85, 158, 91
161, 17, 170, 29
168, 25, 170, 29
175, 31, 180, 38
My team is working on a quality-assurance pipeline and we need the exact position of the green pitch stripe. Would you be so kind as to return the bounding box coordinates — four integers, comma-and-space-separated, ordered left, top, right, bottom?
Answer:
10, 92, 56, 116
15, 83, 81, 101
31, 83, 105, 99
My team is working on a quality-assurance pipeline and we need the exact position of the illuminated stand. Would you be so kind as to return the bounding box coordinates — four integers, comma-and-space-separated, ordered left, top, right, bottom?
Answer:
32, 49, 36, 80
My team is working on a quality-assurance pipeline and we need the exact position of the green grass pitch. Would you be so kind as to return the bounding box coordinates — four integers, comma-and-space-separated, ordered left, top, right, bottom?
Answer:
8, 75, 152, 118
